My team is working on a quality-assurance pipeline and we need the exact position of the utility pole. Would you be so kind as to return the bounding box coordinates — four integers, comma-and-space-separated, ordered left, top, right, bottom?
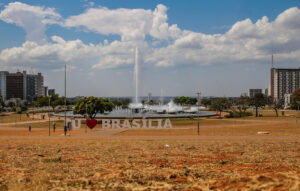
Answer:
196, 92, 201, 136
85, 103, 87, 133
48, 96, 51, 136
64, 64, 67, 136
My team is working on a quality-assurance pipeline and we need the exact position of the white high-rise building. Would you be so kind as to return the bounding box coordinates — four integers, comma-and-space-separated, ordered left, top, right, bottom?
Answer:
270, 67, 300, 100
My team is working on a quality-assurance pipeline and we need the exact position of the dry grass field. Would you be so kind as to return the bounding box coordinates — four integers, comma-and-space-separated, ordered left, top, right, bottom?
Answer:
0, 113, 36, 124
0, 116, 299, 190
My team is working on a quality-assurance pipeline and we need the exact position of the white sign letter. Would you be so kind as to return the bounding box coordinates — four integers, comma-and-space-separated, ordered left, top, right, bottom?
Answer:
142, 119, 148, 128
122, 119, 131, 129
163, 119, 173, 128
112, 119, 121, 129
72, 119, 81, 129
102, 119, 111, 129
157, 119, 163, 128
132, 119, 141, 129
149, 119, 155, 129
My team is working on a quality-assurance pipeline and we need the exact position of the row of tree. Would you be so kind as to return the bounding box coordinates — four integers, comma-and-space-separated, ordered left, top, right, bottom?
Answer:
34, 94, 71, 112
110, 98, 131, 108
0, 95, 28, 113
173, 96, 198, 105
210, 92, 297, 118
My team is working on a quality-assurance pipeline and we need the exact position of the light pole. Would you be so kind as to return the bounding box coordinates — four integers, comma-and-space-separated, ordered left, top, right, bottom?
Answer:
48, 96, 51, 136
64, 64, 67, 136
85, 102, 88, 133
196, 92, 201, 136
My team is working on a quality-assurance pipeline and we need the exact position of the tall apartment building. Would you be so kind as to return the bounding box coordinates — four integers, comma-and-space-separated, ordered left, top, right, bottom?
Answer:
270, 67, 300, 100
0, 71, 45, 102
6, 72, 25, 100
26, 74, 37, 103
36, 73, 44, 97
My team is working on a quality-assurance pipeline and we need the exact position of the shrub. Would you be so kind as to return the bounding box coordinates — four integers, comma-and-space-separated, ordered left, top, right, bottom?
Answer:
225, 111, 253, 118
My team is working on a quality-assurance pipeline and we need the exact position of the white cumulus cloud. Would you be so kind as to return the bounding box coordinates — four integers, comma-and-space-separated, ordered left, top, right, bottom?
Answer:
64, 4, 181, 42
0, 2, 61, 44
1, 2, 300, 72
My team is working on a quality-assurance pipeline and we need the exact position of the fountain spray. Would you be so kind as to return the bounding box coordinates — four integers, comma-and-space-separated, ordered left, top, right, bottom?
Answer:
134, 47, 140, 104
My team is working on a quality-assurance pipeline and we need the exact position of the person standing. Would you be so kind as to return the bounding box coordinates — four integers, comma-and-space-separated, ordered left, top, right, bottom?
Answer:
53, 122, 56, 133
67, 121, 71, 131
28, 124, 31, 132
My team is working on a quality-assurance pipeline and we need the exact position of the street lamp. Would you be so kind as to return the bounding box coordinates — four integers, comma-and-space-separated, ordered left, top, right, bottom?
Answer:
196, 92, 201, 136
85, 102, 88, 133
48, 96, 51, 136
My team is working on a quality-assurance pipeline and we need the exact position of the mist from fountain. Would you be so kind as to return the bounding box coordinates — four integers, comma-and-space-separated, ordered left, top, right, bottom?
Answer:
129, 47, 143, 109
128, 48, 189, 114
134, 47, 139, 103
144, 100, 183, 113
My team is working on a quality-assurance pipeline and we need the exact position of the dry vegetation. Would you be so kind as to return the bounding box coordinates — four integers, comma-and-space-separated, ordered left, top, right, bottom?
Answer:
0, 113, 36, 123
0, 139, 299, 190
0, 116, 299, 190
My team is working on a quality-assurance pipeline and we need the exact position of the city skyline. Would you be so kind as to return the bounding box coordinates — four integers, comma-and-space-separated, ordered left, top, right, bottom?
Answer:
1, 1, 300, 97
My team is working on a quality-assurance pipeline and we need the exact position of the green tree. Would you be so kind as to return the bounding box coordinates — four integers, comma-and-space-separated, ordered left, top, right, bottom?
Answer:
0, 95, 4, 112
6, 101, 16, 112
236, 96, 250, 117
121, 98, 131, 108
148, 100, 157, 105
291, 88, 300, 110
250, 93, 268, 117
73, 97, 114, 119
210, 98, 232, 118
111, 98, 131, 108
35, 94, 70, 112
174, 96, 197, 105
20, 102, 28, 112
35, 96, 48, 107
52, 97, 67, 111
267, 97, 284, 117
200, 98, 211, 108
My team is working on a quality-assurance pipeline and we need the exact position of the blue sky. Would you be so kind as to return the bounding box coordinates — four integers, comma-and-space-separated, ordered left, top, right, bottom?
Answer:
0, 0, 300, 97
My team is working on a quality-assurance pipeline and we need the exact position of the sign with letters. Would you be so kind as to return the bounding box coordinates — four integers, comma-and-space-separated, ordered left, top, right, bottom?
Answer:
67, 118, 173, 129
102, 119, 173, 129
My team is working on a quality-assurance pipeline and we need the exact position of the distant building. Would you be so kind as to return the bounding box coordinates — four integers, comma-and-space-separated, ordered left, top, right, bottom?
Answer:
48, 89, 55, 95
44, 86, 48, 96
264, 88, 268, 96
26, 74, 37, 103
270, 67, 300, 100
0, 70, 46, 102
248, 89, 263, 97
36, 73, 44, 97
0, 71, 8, 101
6, 72, 25, 100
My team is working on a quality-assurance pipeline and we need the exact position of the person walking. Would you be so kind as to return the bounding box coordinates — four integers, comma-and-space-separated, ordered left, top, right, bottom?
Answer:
53, 122, 56, 133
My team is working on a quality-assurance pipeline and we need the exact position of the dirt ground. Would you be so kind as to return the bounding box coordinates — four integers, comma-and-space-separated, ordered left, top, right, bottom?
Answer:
0, 117, 299, 190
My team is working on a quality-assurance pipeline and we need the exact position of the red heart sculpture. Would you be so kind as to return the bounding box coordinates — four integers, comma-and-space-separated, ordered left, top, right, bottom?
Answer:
86, 119, 98, 129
